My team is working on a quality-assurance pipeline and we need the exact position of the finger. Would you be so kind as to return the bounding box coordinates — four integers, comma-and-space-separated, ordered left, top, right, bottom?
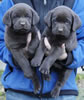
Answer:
58, 53, 67, 60
37, 30, 41, 41
44, 37, 51, 50
27, 32, 32, 44
61, 43, 65, 48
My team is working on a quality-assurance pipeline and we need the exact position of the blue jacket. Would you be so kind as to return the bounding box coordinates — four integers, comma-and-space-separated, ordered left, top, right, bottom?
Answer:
0, 0, 84, 96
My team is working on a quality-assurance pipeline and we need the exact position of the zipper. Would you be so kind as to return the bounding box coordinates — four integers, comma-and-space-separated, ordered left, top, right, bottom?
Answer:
4, 66, 13, 81
38, 74, 44, 98
44, 0, 47, 5
4, 71, 12, 81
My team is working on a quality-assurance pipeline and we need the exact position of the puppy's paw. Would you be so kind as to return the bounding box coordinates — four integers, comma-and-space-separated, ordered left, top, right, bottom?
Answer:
51, 87, 60, 98
42, 74, 51, 81
39, 66, 50, 74
31, 58, 41, 67
34, 83, 41, 94
33, 77, 41, 94
24, 72, 33, 79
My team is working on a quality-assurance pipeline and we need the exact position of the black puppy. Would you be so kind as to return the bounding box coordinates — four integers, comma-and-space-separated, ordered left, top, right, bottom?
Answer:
3, 3, 41, 93
31, 6, 81, 97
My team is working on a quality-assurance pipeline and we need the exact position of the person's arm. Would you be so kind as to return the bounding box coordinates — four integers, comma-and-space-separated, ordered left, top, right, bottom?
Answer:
68, 36, 84, 69
0, 0, 15, 67
57, 0, 84, 69
57, 29, 84, 69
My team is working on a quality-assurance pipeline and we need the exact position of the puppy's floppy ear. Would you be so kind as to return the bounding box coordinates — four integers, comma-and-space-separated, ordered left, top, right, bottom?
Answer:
3, 10, 12, 27
72, 13, 81, 31
31, 9, 39, 25
44, 11, 53, 27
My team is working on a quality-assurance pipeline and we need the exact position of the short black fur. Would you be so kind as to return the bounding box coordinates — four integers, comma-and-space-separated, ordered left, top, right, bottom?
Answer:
3, 3, 41, 94
31, 6, 81, 97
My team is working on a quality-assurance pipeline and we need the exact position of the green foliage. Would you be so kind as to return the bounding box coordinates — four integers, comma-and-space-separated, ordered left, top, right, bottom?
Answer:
0, 92, 4, 96
0, 92, 2, 96
76, 74, 84, 81
0, 71, 3, 77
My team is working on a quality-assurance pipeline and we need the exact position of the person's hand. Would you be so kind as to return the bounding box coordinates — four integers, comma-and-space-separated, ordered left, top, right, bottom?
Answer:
44, 37, 51, 50
58, 43, 68, 60
44, 37, 67, 60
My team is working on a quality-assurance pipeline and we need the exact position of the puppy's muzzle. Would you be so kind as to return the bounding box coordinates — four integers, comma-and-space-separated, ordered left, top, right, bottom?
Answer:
14, 18, 31, 31
58, 28, 63, 32
52, 27, 64, 35
20, 21, 26, 26
19, 19, 28, 28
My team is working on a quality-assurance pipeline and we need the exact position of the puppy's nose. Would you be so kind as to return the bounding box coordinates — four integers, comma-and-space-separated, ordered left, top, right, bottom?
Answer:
20, 22, 26, 26
58, 28, 63, 32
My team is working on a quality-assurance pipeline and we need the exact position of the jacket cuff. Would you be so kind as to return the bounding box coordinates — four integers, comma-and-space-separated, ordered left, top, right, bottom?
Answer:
56, 52, 73, 67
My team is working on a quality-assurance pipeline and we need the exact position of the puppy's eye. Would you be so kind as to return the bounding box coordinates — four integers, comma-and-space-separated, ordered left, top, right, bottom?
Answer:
54, 21, 57, 24
25, 14, 30, 18
13, 15, 20, 18
13, 15, 16, 18
25, 15, 29, 17
26, 16, 31, 20
65, 19, 71, 24
65, 22, 69, 25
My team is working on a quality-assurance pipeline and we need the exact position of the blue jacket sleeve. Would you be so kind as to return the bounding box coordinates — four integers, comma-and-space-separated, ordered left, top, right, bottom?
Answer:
57, 0, 84, 69
68, 34, 84, 69
0, 0, 15, 67
68, 0, 84, 69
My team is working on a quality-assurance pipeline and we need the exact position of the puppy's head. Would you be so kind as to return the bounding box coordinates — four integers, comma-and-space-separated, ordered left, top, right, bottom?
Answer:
3, 3, 39, 32
44, 6, 81, 39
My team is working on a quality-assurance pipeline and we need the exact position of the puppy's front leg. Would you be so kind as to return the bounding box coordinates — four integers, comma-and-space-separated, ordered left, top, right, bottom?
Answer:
31, 38, 45, 67
39, 47, 63, 74
10, 49, 41, 93
27, 34, 40, 57
10, 48, 34, 78
31, 27, 50, 67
